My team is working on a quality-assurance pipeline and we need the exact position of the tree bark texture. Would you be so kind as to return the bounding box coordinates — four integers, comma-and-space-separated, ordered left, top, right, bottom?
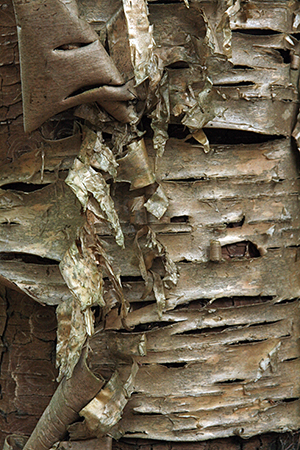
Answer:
1, 0, 300, 447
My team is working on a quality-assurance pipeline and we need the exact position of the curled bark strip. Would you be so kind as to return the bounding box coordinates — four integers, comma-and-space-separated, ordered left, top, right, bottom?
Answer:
12, 0, 137, 132
3, 436, 28, 450
144, 184, 169, 220
117, 138, 156, 190
68, 362, 139, 440
23, 351, 104, 450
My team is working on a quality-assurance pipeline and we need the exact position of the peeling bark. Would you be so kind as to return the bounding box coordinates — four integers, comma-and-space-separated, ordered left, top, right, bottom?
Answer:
1, 0, 300, 447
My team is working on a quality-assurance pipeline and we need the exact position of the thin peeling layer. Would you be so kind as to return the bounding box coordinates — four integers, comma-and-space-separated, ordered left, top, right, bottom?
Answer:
182, 76, 216, 130
69, 362, 139, 439
122, 0, 156, 86
187, 129, 210, 153
151, 270, 166, 319
122, 0, 169, 157
56, 297, 88, 381
66, 159, 124, 247
144, 184, 169, 219
133, 226, 178, 312
59, 240, 105, 312
150, 71, 170, 159
146, 227, 179, 289
117, 138, 156, 189
91, 134, 118, 179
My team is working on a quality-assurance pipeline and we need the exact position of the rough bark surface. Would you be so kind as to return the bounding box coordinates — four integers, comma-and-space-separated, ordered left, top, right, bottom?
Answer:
1, 0, 300, 447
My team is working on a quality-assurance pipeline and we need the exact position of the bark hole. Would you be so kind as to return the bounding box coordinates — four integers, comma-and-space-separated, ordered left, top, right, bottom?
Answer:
221, 241, 261, 260
1, 183, 50, 192
0, 252, 59, 265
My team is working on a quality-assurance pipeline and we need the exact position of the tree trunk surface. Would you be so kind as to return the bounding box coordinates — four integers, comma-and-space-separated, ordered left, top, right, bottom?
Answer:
1, 0, 300, 448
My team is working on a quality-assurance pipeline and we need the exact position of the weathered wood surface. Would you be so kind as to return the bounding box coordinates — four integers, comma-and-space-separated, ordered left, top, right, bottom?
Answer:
0, 180, 84, 260
1, 0, 300, 446
89, 299, 300, 440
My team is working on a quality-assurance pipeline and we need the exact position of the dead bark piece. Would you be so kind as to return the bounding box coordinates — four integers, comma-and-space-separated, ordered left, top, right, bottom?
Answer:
12, 0, 137, 132
3, 436, 28, 450
65, 131, 124, 247
117, 138, 156, 190
122, 0, 157, 86
56, 297, 90, 382
22, 351, 104, 450
69, 362, 139, 440
59, 240, 105, 312
144, 184, 169, 220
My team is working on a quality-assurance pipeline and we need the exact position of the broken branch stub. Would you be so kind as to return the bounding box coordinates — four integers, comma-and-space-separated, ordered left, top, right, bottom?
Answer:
12, 0, 138, 132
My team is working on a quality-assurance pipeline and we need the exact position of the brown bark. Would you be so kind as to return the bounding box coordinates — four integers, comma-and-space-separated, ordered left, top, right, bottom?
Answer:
1, 0, 300, 447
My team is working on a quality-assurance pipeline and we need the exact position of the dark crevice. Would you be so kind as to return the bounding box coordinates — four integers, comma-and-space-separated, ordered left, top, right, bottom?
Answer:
280, 398, 300, 404
168, 124, 189, 140
104, 31, 110, 55
214, 81, 255, 87
221, 241, 261, 260
138, 116, 153, 139
54, 42, 91, 51
178, 258, 193, 264
131, 321, 176, 332
0, 252, 59, 265
66, 84, 105, 99
226, 216, 245, 228
179, 325, 230, 336
166, 61, 190, 69
290, 137, 300, 175
170, 215, 189, 223
120, 276, 145, 283
228, 338, 267, 346
233, 29, 281, 36
216, 379, 245, 384
277, 298, 299, 305
0, 221, 19, 226
1, 182, 50, 192
203, 128, 284, 145
172, 296, 274, 312
211, 296, 274, 308
167, 177, 206, 182
159, 362, 187, 368
232, 65, 254, 70
247, 320, 281, 328
283, 357, 299, 362
276, 49, 291, 64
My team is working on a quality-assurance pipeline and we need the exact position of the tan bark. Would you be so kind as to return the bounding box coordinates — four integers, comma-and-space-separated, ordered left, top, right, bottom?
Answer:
1, 0, 300, 447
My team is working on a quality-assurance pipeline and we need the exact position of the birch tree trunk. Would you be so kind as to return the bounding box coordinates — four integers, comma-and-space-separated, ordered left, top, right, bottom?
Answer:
1, 0, 300, 449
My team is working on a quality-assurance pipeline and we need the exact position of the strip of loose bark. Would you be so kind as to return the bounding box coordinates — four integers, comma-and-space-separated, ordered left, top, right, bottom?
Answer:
22, 350, 104, 450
